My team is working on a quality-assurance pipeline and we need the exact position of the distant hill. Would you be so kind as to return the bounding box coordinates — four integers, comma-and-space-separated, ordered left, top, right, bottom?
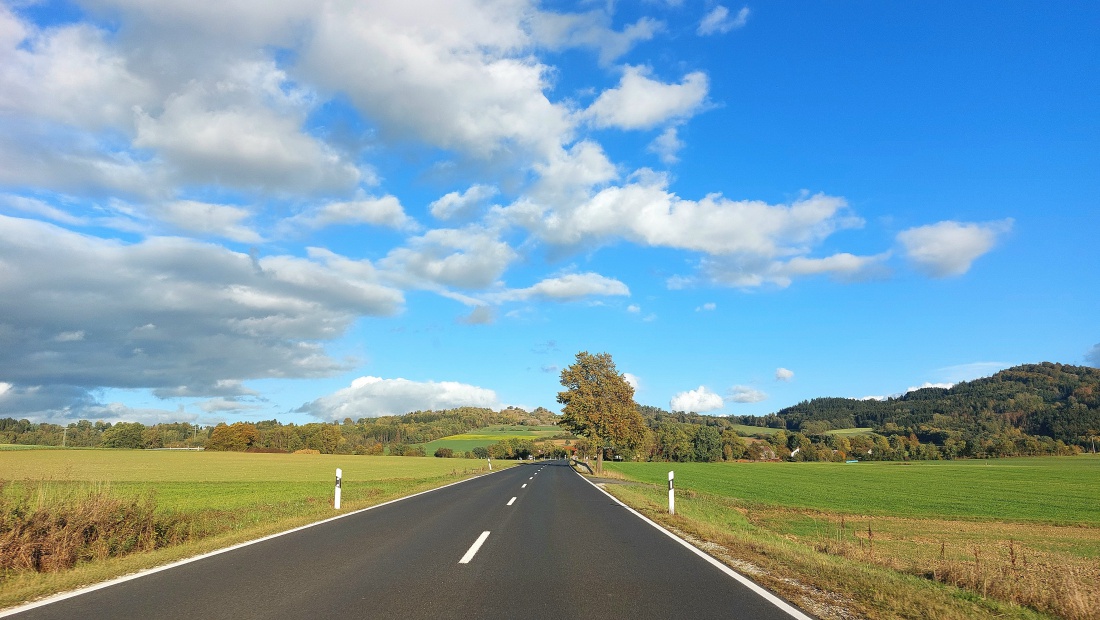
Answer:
770, 363, 1100, 445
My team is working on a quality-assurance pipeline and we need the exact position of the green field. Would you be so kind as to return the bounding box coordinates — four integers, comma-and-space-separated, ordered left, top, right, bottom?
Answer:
728, 424, 781, 436
0, 450, 504, 607
418, 424, 564, 453
606, 457, 1099, 524
824, 427, 877, 436
601, 455, 1100, 619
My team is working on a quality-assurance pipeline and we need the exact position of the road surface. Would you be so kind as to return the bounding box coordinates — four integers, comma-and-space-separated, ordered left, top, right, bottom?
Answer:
4, 460, 809, 619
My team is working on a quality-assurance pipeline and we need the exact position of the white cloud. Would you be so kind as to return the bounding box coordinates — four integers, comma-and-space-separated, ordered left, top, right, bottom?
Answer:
197, 398, 265, 413
897, 219, 1012, 278
775, 368, 794, 382
584, 66, 708, 131
300, 0, 573, 161
627, 304, 641, 313
530, 10, 662, 66
623, 372, 640, 391
430, 185, 498, 221
508, 174, 861, 264
647, 126, 685, 164
1086, 344, 1100, 367
906, 382, 954, 393
133, 65, 361, 193
0, 7, 153, 129
381, 226, 517, 290
458, 306, 495, 325
284, 195, 416, 232
728, 385, 767, 403
298, 375, 501, 421
670, 385, 723, 412
0, 215, 402, 401
491, 272, 630, 302
697, 6, 750, 36
695, 302, 716, 311
54, 331, 86, 342
154, 200, 261, 243
4, 195, 88, 226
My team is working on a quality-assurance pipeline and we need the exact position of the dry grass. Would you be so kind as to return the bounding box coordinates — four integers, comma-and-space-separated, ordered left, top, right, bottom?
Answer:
0, 481, 188, 573
602, 481, 1063, 620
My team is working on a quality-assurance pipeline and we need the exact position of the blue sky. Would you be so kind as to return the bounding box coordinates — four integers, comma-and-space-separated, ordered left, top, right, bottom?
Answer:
1, 0, 1097, 425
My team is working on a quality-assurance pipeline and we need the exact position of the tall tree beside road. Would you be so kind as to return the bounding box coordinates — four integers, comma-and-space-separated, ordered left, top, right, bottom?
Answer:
557, 351, 646, 472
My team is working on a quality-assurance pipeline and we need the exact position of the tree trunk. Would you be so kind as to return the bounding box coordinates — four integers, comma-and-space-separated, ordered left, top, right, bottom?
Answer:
596, 447, 603, 474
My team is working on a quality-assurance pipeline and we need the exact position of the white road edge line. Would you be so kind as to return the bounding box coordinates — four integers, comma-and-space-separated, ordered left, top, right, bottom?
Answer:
507, 497, 517, 506
459, 531, 491, 564
0, 469, 508, 619
521, 483, 527, 488
573, 470, 813, 620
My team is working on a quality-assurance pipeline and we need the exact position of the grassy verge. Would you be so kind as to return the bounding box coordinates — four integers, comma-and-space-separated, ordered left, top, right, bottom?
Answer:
600, 456, 1100, 620
0, 451, 506, 609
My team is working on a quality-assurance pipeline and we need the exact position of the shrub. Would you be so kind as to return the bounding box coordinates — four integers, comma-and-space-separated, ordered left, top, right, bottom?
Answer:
434, 447, 454, 458
292, 448, 320, 454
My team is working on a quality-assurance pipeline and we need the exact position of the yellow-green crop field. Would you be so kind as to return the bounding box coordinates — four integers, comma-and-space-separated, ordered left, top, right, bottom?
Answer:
0, 449, 504, 608
602, 455, 1100, 620
418, 424, 563, 453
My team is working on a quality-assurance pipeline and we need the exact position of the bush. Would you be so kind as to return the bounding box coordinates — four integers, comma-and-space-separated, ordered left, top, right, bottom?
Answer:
433, 447, 454, 458
292, 448, 320, 454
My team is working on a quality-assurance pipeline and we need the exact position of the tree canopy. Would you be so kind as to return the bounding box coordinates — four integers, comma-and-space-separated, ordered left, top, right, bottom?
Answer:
557, 351, 646, 470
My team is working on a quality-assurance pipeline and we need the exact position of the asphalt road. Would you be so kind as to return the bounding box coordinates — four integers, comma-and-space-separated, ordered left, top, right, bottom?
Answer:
5, 461, 809, 619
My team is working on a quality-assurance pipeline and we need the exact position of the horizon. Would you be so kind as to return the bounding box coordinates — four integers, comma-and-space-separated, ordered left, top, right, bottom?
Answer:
1, 1, 1097, 426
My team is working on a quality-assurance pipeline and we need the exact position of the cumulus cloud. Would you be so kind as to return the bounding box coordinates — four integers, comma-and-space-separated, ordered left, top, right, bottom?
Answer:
584, 66, 708, 131
697, 6, 750, 36
897, 220, 1012, 277
627, 304, 641, 313
623, 372, 640, 391
297, 375, 501, 421
133, 64, 362, 193
695, 302, 716, 311
906, 382, 954, 393
458, 306, 495, 325
727, 385, 767, 403
283, 195, 416, 232
300, 0, 573, 161
430, 185, 498, 221
381, 226, 517, 290
153, 200, 261, 243
0, 215, 402, 399
775, 368, 794, 382
530, 10, 662, 66
1086, 344, 1100, 367
491, 272, 630, 302
647, 126, 685, 164
670, 386, 723, 412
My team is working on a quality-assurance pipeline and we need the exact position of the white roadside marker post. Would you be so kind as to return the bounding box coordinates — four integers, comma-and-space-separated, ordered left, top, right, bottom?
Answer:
668, 470, 675, 515
487, 458, 492, 471
334, 468, 342, 510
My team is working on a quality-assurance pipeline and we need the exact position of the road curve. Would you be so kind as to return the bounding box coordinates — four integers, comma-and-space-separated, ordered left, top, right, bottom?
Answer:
4, 460, 810, 619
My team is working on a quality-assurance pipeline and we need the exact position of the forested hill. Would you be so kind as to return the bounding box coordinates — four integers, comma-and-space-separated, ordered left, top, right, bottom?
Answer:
770, 363, 1100, 444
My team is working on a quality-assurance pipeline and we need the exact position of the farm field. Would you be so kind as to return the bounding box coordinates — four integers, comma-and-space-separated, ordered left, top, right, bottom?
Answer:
601, 455, 1100, 620
418, 424, 564, 453
0, 449, 503, 608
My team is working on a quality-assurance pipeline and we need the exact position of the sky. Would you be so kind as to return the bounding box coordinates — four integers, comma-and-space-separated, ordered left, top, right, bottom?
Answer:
1, 0, 1098, 426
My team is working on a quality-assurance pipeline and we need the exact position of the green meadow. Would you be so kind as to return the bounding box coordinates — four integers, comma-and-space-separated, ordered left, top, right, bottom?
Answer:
601, 455, 1100, 619
418, 424, 563, 453
605, 456, 1100, 524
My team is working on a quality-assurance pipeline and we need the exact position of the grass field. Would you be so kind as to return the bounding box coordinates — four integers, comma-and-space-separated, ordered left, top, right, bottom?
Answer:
728, 424, 781, 436
418, 424, 564, 453
0, 450, 505, 608
824, 427, 877, 436
601, 456, 1100, 620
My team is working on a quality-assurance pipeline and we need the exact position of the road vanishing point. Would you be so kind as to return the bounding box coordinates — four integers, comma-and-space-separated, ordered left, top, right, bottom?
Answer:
4, 461, 811, 619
